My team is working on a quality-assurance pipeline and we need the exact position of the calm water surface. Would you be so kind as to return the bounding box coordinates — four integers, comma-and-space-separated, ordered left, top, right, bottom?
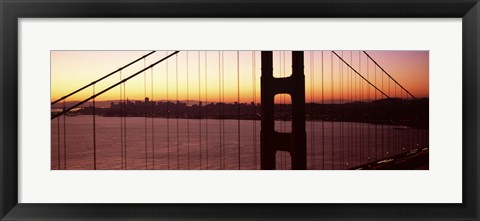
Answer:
51, 116, 429, 170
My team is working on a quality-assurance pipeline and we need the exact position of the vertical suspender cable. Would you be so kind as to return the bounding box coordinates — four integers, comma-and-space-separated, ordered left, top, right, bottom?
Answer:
57, 114, 61, 169
344, 51, 348, 168
223, 51, 226, 169
351, 52, 354, 166
347, 53, 351, 165
281, 52, 285, 169
283, 52, 286, 169
344, 52, 347, 167
120, 71, 124, 169
331, 51, 334, 170
93, 85, 96, 170
123, 73, 126, 170
350, 51, 353, 167
237, 51, 241, 169
176, 53, 180, 169
394, 83, 397, 154
387, 69, 395, 154
151, 66, 155, 169
205, 51, 209, 169
218, 51, 222, 169
63, 100, 67, 169
198, 51, 202, 169
166, 52, 170, 170
124, 81, 127, 169
283, 52, 287, 169
345, 52, 349, 167
374, 60, 378, 161
310, 51, 315, 169
344, 51, 347, 167
416, 106, 419, 149
252, 51, 257, 169
357, 53, 361, 165
352, 52, 355, 166
349, 52, 353, 167
381, 59, 385, 158
401, 89, 404, 152
356, 51, 360, 164
409, 93, 413, 150
345, 51, 349, 168
388, 75, 391, 156
222, 52, 226, 169
350, 51, 356, 166
367, 54, 370, 162
187, 52, 190, 169
416, 93, 420, 148
359, 51, 363, 163
393, 84, 398, 98
352, 51, 356, 166
340, 51, 343, 168
321, 51, 325, 170
144, 58, 148, 169
350, 51, 359, 166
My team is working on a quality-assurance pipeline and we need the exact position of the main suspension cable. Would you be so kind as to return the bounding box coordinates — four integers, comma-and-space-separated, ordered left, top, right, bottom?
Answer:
51, 51, 157, 105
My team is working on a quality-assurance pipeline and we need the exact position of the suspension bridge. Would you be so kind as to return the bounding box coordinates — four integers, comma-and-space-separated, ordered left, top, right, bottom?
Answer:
51, 50, 429, 170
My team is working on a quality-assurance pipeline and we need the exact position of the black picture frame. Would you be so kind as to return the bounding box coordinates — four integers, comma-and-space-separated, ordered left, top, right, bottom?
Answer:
1, 0, 478, 220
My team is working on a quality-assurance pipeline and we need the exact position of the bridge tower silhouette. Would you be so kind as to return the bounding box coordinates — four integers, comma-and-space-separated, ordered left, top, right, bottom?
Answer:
261, 51, 306, 170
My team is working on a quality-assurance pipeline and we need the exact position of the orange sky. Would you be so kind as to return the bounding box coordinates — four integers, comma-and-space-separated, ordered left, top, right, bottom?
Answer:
51, 50, 429, 104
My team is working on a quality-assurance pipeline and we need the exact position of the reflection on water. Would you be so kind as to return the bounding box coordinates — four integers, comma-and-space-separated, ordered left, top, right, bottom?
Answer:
51, 115, 429, 170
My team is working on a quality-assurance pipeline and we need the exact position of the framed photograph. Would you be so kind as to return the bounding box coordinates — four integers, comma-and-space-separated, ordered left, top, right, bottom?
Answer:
1, 0, 478, 220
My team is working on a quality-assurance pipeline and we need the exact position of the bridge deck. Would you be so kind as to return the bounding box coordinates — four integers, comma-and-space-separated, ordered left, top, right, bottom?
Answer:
350, 147, 429, 170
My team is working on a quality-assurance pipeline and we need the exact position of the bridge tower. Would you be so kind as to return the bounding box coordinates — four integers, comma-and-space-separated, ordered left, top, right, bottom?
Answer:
261, 51, 306, 170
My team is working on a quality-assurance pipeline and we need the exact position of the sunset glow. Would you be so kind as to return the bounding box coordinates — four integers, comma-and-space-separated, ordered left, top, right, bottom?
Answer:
51, 50, 429, 104
51, 50, 429, 170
